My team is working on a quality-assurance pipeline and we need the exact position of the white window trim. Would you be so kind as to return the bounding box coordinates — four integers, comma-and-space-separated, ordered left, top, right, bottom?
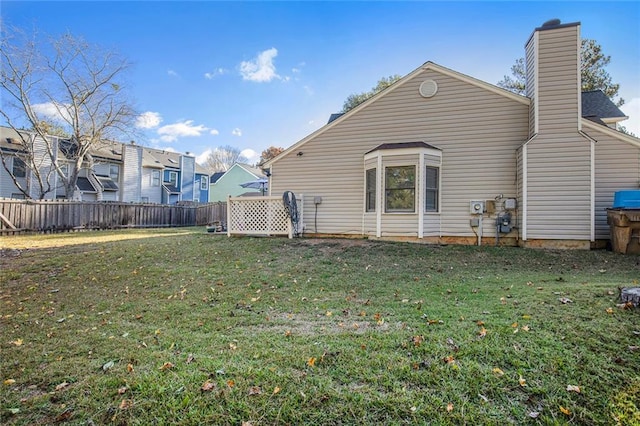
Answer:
151, 170, 160, 187
363, 145, 442, 239
200, 177, 208, 190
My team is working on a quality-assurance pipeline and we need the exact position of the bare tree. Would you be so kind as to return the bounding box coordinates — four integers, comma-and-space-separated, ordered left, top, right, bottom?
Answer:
0, 24, 137, 199
203, 145, 248, 173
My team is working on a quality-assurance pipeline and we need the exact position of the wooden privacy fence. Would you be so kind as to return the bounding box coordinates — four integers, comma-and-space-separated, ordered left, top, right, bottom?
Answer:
227, 195, 303, 238
0, 198, 226, 233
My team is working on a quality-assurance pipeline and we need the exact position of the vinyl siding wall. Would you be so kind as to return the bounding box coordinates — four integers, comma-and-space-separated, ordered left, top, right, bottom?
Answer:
141, 168, 163, 204
0, 156, 27, 198
524, 136, 592, 239
523, 23, 592, 241
536, 25, 580, 133
121, 144, 142, 202
270, 68, 529, 238
590, 127, 640, 239
525, 33, 537, 137
181, 156, 195, 201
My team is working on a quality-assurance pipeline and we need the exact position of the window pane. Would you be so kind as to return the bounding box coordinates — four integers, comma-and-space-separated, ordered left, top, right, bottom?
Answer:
386, 166, 415, 189
365, 168, 376, 212
13, 158, 26, 178
385, 166, 415, 212
425, 166, 439, 212
386, 189, 415, 211
109, 164, 119, 180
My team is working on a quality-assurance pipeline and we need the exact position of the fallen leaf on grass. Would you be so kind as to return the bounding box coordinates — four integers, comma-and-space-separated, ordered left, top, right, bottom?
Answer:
446, 403, 454, 412
102, 360, 115, 372
566, 385, 581, 393
272, 386, 281, 395
226, 379, 235, 388
528, 411, 540, 418
201, 380, 216, 392
119, 399, 133, 410
560, 406, 571, 415
307, 357, 317, 367
186, 353, 195, 364
442, 356, 456, 365
248, 386, 262, 396
55, 382, 69, 391
127, 363, 134, 373
55, 408, 73, 422
518, 376, 527, 387
9, 338, 23, 346
412, 335, 424, 346
4, 379, 16, 385
117, 386, 128, 394
478, 327, 487, 338
159, 362, 174, 371
446, 337, 459, 351
492, 367, 505, 376
559, 297, 573, 304
606, 307, 614, 314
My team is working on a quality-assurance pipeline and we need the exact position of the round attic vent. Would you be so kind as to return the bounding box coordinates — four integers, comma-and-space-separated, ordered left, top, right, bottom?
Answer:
419, 79, 438, 98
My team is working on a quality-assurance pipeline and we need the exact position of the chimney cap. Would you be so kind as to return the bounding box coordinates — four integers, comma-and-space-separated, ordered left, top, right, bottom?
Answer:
542, 18, 561, 27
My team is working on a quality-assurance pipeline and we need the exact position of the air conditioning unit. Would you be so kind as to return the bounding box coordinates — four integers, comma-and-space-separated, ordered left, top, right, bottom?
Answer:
470, 200, 485, 214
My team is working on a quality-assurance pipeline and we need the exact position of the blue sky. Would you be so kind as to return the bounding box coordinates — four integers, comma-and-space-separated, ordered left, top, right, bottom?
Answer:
2, 1, 639, 165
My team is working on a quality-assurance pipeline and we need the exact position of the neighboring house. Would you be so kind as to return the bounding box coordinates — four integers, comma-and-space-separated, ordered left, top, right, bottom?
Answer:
140, 148, 207, 204
0, 127, 208, 204
194, 164, 210, 202
264, 19, 640, 249
209, 163, 267, 202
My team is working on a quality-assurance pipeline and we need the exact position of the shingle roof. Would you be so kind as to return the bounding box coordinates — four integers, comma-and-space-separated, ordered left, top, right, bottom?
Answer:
210, 172, 225, 183
327, 113, 344, 124
162, 183, 180, 194
76, 177, 97, 192
582, 90, 627, 120
366, 141, 441, 154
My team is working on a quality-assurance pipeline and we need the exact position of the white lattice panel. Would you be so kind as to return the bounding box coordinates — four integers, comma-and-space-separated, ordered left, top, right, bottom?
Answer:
227, 196, 292, 237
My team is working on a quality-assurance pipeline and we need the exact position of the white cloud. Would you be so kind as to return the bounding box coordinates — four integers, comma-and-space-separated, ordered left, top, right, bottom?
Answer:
232, 128, 242, 137
135, 111, 162, 129
210, 129, 220, 136
168, 69, 178, 77
196, 148, 212, 165
622, 97, 640, 136
239, 48, 280, 82
240, 148, 259, 165
292, 62, 305, 73
32, 102, 72, 123
157, 120, 208, 143
204, 68, 227, 79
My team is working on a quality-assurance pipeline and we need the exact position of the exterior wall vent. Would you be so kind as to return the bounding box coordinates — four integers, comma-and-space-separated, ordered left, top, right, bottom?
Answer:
419, 79, 438, 98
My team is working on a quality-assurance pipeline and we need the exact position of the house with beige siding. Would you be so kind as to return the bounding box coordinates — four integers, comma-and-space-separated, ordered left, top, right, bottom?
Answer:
264, 19, 640, 249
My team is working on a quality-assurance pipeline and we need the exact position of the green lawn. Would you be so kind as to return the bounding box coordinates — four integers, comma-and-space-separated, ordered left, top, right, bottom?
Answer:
1, 228, 639, 425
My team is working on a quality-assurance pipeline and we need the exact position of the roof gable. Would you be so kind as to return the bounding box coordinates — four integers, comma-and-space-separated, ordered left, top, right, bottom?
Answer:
265, 61, 530, 167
